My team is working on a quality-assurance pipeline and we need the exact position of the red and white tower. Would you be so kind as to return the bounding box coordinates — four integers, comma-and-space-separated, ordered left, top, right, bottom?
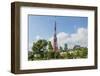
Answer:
53, 21, 58, 51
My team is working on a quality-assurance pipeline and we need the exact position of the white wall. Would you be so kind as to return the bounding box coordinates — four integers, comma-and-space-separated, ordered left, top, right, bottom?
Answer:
0, 0, 100, 76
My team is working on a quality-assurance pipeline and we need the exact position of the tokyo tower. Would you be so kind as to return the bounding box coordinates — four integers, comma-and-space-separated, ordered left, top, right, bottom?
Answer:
53, 20, 58, 52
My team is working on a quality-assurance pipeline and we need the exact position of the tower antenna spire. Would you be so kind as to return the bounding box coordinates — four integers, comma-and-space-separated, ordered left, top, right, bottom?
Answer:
53, 16, 58, 52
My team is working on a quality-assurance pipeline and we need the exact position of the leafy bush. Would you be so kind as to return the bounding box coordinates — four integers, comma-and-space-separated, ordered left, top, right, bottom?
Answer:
28, 39, 88, 60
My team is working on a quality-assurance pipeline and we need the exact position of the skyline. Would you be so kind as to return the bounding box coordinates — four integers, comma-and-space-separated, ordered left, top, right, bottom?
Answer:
28, 15, 88, 51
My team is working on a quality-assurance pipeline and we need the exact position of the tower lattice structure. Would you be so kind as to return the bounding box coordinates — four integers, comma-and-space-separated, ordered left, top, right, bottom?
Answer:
53, 21, 58, 52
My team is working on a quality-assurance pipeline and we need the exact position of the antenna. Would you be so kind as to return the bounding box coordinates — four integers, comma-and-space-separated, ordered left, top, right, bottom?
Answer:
53, 16, 58, 52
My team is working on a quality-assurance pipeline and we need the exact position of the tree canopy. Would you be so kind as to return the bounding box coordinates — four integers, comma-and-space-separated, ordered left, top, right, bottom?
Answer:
28, 39, 88, 60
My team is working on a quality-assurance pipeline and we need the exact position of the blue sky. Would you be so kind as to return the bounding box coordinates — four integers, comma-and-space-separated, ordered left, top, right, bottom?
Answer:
28, 15, 88, 45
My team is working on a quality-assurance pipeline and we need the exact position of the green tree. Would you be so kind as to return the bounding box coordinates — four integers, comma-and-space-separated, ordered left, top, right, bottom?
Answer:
60, 46, 63, 51
32, 39, 48, 59
73, 48, 88, 58
28, 51, 34, 60
66, 51, 74, 59
32, 39, 48, 53
54, 51, 60, 59
64, 43, 68, 51
47, 51, 55, 59
60, 52, 67, 58
47, 41, 53, 59
78, 48, 88, 58
48, 41, 53, 51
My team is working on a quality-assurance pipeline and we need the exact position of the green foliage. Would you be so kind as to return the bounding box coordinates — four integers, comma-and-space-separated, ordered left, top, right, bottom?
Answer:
28, 39, 88, 60
28, 51, 34, 60
64, 43, 68, 51
32, 39, 47, 53
60, 46, 63, 52
48, 41, 53, 51
60, 52, 67, 58
54, 51, 60, 59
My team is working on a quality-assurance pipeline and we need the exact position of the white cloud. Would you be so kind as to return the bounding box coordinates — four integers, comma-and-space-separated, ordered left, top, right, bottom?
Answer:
36, 35, 42, 41
29, 28, 88, 51
49, 27, 88, 49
